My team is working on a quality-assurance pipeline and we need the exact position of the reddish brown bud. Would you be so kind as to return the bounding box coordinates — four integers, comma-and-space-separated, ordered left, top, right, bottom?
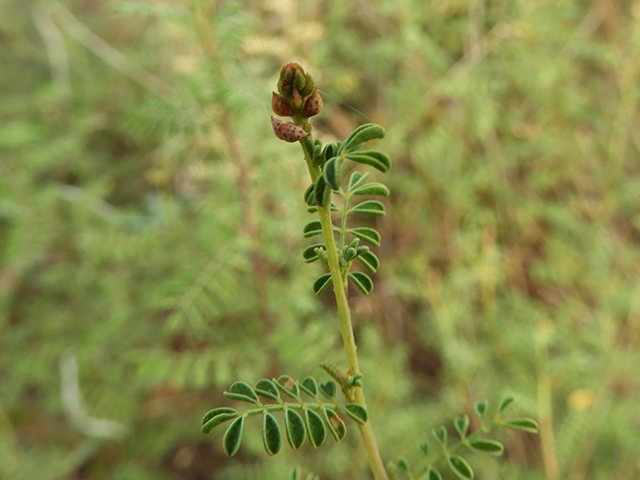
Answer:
302, 88, 323, 118
270, 117, 309, 142
272, 92, 294, 116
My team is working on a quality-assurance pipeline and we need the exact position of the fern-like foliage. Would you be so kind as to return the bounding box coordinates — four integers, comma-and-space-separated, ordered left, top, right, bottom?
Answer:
389, 398, 539, 480
301, 124, 390, 295
202, 375, 369, 457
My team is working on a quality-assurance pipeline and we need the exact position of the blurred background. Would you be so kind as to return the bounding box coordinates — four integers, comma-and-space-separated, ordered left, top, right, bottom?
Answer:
1, 0, 639, 479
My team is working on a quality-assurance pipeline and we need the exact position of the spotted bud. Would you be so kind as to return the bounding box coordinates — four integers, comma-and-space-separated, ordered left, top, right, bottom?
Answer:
303, 88, 323, 118
272, 92, 294, 116
271, 117, 309, 142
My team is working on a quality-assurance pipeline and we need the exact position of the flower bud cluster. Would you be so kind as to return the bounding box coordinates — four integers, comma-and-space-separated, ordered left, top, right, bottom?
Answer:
271, 63, 323, 142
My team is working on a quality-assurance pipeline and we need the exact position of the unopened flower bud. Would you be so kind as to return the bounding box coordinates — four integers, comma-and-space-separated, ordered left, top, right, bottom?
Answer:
303, 88, 323, 118
272, 92, 294, 116
271, 116, 309, 142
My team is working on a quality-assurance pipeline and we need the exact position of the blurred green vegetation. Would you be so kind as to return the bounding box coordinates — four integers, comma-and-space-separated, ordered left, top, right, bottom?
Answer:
1, 0, 639, 479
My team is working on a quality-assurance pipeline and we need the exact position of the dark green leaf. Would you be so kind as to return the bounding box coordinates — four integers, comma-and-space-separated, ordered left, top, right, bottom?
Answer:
427, 467, 443, 480
314, 175, 331, 207
357, 250, 380, 274
344, 247, 358, 262
223, 381, 259, 404
202, 407, 237, 426
351, 182, 390, 197
454, 415, 470, 437
275, 375, 300, 398
474, 400, 488, 421
497, 396, 515, 414
349, 271, 373, 295
305, 409, 326, 448
343, 403, 368, 424
322, 142, 336, 162
303, 221, 322, 238
432, 426, 447, 446
313, 273, 332, 295
503, 418, 539, 434
468, 439, 504, 456
345, 150, 390, 172
396, 457, 410, 473
320, 381, 336, 399
419, 442, 429, 457
323, 156, 341, 190
304, 183, 316, 206
303, 244, 324, 263
350, 227, 381, 247
284, 408, 306, 449
300, 377, 318, 397
222, 416, 245, 457
340, 124, 385, 153
348, 171, 369, 191
303, 136, 314, 156
324, 409, 346, 442
351, 200, 386, 216
448, 455, 474, 480
202, 408, 239, 434
262, 413, 282, 456
255, 379, 280, 400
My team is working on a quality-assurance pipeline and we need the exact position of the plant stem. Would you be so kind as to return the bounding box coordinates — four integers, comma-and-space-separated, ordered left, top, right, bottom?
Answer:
301, 140, 389, 480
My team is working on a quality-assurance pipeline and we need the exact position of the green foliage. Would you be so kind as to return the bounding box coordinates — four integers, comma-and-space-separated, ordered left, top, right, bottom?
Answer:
202, 376, 367, 457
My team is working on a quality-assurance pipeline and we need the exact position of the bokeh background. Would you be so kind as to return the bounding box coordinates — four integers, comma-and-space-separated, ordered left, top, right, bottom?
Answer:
2, 0, 640, 479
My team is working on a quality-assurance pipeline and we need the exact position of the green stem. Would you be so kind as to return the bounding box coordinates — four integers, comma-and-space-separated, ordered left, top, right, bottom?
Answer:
300, 139, 389, 480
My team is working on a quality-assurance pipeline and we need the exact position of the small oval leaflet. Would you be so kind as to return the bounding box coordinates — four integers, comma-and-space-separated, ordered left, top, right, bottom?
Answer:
303, 244, 325, 263
305, 409, 327, 448
284, 408, 306, 449
468, 439, 504, 456
313, 273, 333, 295
396, 457, 410, 473
419, 441, 429, 457
255, 379, 280, 400
202, 408, 239, 434
356, 250, 379, 273
348, 171, 368, 191
351, 182, 390, 197
224, 381, 260, 404
349, 271, 373, 295
323, 156, 342, 190
343, 403, 368, 424
303, 221, 323, 238
448, 455, 474, 480
351, 200, 386, 216
314, 175, 331, 207
503, 418, 539, 434
474, 400, 488, 421
223, 416, 245, 457
454, 415, 470, 437
300, 377, 318, 397
340, 124, 385, 154
350, 227, 381, 247
497, 396, 515, 414
432, 426, 447, 446
345, 151, 390, 173
262, 413, 282, 456
276, 375, 300, 398
427, 467, 443, 480
304, 183, 316, 206
320, 381, 336, 399
324, 409, 346, 442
